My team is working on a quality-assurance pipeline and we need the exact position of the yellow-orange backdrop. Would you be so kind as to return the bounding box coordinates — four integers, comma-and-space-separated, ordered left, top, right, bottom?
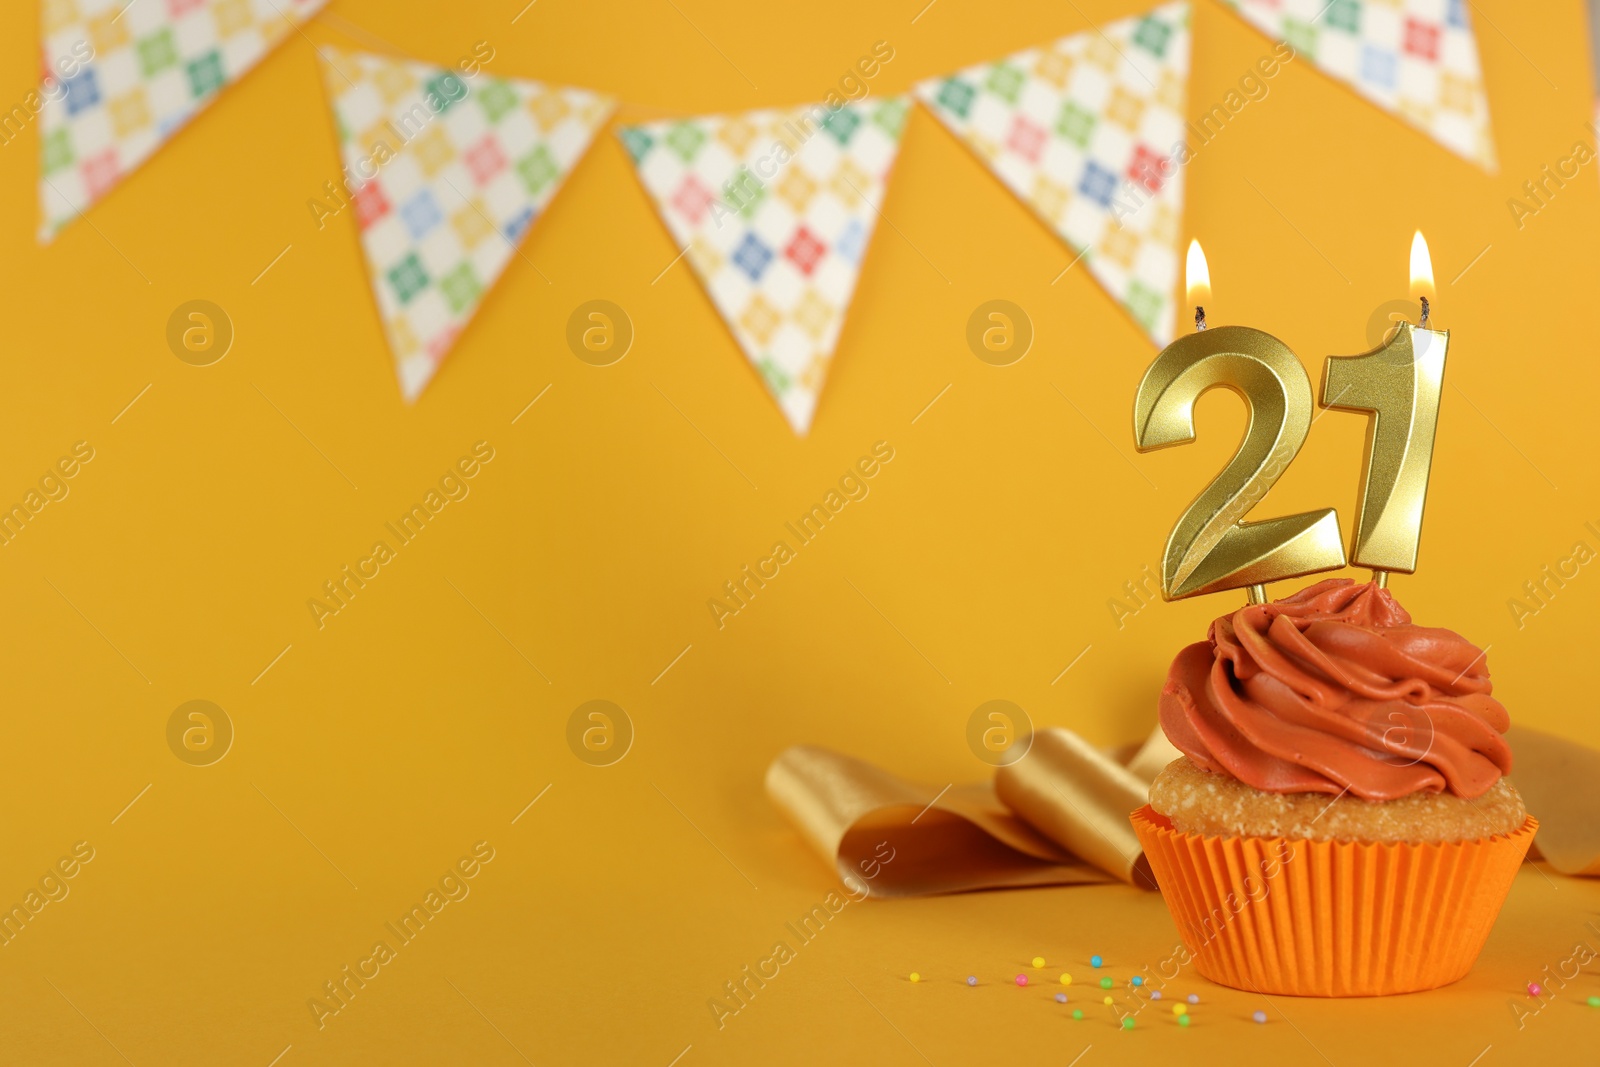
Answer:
1, 1, 1598, 1064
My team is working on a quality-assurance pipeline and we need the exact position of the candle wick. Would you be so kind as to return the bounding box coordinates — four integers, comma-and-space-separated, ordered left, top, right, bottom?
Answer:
1418, 296, 1430, 330
1194, 306, 1207, 331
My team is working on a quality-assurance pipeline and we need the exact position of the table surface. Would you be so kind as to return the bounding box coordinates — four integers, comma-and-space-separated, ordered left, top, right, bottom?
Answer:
4, 811, 1597, 1066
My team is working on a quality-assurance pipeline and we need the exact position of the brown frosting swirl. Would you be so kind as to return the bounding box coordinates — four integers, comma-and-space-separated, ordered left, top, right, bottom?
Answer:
1160, 579, 1511, 801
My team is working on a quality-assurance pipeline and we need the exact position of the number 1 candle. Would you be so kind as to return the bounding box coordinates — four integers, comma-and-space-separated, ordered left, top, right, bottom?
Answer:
1320, 232, 1447, 584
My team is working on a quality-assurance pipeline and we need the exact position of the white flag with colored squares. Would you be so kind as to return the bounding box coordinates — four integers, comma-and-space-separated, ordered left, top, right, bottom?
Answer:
38, 0, 327, 240
620, 99, 910, 434
321, 49, 611, 400
1221, 0, 1495, 171
918, 2, 1191, 346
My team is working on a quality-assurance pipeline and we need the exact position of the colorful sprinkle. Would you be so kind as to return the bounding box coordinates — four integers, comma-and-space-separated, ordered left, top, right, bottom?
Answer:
1528, 983, 1543, 997
1091, 955, 1103, 968
1122, 1017, 1135, 1030
1032, 956, 1046, 968
1015, 974, 1028, 987
1253, 1011, 1268, 1024
1131, 976, 1144, 986
1589, 995, 1600, 1007
1179, 1015, 1191, 1027
1103, 996, 1113, 1005
1099, 977, 1112, 989
1173, 1004, 1187, 1016
967, 976, 977, 986
1150, 990, 1162, 1000
1073, 1010, 1084, 1020
1186, 994, 1199, 1005
1059, 973, 1072, 986
1056, 992, 1068, 1003
910, 973, 920, 983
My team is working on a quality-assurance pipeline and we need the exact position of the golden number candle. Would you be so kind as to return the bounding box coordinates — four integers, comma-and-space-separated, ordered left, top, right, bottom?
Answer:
1133, 242, 1347, 600
1321, 232, 1447, 577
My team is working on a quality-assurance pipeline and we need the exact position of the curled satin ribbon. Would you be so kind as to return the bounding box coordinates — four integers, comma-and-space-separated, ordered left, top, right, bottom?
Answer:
1505, 725, 1600, 876
994, 728, 1161, 890
768, 723, 1600, 895
766, 727, 1180, 897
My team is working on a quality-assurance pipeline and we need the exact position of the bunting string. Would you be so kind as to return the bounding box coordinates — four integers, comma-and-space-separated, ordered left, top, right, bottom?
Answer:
34, 0, 1499, 422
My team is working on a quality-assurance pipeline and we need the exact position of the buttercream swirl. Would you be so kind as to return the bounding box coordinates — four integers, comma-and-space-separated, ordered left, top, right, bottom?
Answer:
1160, 579, 1511, 801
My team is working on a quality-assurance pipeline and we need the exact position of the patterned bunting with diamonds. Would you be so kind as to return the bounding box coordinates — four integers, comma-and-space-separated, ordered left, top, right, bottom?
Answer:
1220, 0, 1494, 171
321, 48, 611, 400
620, 98, 910, 434
917, 2, 1191, 345
39, 0, 327, 240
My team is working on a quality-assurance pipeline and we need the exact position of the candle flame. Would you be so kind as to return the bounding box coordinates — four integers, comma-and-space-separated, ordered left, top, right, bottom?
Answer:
1186, 239, 1211, 306
1409, 230, 1435, 301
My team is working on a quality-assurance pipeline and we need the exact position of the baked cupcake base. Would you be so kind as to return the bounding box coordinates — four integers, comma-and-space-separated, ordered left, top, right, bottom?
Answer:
1130, 804, 1537, 996
1150, 756, 1527, 843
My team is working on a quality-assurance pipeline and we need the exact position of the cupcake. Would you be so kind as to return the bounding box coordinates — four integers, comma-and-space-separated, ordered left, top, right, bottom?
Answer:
1129, 578, 1536, 997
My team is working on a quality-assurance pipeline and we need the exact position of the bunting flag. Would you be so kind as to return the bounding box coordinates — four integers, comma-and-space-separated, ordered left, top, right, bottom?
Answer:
30, 1, 1510, 407
619, 99, 910, 434
38, 0, 327, 241
320, 49, 611, 400
1220, 0, 1495, 171
917, 2, 1191, 346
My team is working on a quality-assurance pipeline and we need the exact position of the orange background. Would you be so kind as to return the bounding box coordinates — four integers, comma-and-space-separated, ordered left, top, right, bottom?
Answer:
1, 0, 1598, 1063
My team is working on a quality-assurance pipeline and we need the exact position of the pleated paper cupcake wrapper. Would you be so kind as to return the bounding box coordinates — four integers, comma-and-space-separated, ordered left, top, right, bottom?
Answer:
1130, 805, 1537, 997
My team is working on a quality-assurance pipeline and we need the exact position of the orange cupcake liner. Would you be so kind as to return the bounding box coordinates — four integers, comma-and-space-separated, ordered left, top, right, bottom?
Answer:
1130, 805, 1537, 997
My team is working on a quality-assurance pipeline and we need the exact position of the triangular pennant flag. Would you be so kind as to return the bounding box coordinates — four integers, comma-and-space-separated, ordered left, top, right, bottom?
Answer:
38, 0, 327, 240
321, 49, 611, 400
918, 3, 1191, 345
1220, 0, 1495, 171
620, 99, 910, 434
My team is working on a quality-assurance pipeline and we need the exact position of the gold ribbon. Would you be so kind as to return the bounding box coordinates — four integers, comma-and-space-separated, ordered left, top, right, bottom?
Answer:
768, 724, 1600, 895
1506, 725, 1600, 876
765, 727, 1179, 897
